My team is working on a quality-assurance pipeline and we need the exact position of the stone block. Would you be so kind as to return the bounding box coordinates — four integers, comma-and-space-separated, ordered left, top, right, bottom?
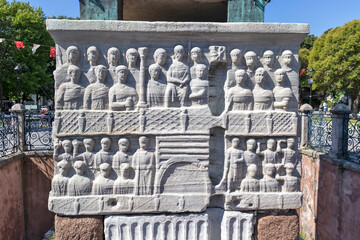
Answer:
55, 215, 104, 240
256, 212, 299, 240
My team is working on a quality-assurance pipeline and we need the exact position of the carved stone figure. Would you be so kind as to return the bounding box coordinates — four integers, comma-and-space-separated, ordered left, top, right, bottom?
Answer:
56, 65, 84, 110
52, 160, 70, 196
239, 164, 260, 192
114, 163, 134, 195
86, 46, 100, 84
280, 50, 299, 83
112, 138, 131, 175
92, 163, 114, 195
153, 48, 168, 82
107, 47, 121, 69
225, 69, 253, 112
73, 138, 96, 173
126, 48, 140, 92
56, 140, 73, 164
216, 138, 244, 192
276, 163, 299, 192
261, 50, 275, 80
95, 137, 113, 170
273, 69, 292, 111
109, 65, 137, 111
224, 49, 243, 98
244, 51, 257, 83
244, 139, 261, 176
260, 163, 281, 192
64, 46, 80, 68
190, 47, 203, 79
68, 161, 92, 196
132, 136, 156, 195
147, 64, 166, 107
126, 48, 139, 69
84, 65, 109, 110
278, 138, 299, 166
256, 139, 279, 165
165, 45, 190, 107
189, 64, 209, 106
253, 67, 274, 110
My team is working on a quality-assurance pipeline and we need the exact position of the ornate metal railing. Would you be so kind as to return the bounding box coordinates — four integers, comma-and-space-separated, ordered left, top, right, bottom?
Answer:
0, 112, 18, 157
25, 111, 53, 151
307, 112, 332, 153
344, 116, 360, 164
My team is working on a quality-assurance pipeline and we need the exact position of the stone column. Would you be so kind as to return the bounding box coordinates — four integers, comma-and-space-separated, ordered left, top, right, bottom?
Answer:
299, 104, 313, 148
10, 104, 27, 152
137, 47, 148, 108
329, 103, 352, 159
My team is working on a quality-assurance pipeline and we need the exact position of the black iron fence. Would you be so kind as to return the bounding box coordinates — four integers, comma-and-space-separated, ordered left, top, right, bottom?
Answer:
0, 112, 18, 157
307, 112, 332, 153
25, 111, 53, 151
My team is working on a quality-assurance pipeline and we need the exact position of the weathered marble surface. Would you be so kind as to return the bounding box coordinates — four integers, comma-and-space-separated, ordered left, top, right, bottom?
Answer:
47, 20, 308, 216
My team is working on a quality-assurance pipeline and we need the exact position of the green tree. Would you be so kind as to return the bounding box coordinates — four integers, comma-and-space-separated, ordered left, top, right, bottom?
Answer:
0, 0, 54, 109
309, 20, 360, 112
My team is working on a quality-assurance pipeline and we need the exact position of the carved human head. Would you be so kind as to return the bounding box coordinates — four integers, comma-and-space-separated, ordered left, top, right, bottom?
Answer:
285, 163, 295, 176
62, 140, 72, 153
99, 163, 111, 178
281, 50, 293, 66
74, 161, 86, 176
247, 164, 257, 178
190, 47, 202, 63
264, 163, 276, 177
246, 139, 256, 151
95, 65, 107, 83
107, 47, 121, 66
57, 160, 69, 176
231, 137, 240, 148
118, 138, 129, 153
115, 65, 128, 83
87, 46, 99, 64
153, 48, 167, 66
66, 46, 80, 64
126, 48, 139, 66
101, 137, 111, 152
262, 50, 274, 67
120, 163, 131, 179
139, 136, 149, 150
83, 138, 95, 152
287, 138, 295, 148
267, 139, 275, 150
230, 49, 242, 65
173, 45, 185, 61
244, 51, 257, 68
195, 64, 207, 79
67, 65, 81, 83
255, 67, 266, 85
235, 69, 247, 86
148, 64, 161, 80
275, 69, 286, 85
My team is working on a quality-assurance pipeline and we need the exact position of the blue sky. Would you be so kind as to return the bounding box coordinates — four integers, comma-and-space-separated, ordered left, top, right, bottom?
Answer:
16, 0, 360, 36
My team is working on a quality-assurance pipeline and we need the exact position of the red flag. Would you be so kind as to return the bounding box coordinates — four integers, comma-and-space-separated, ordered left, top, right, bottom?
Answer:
14, 41, 25, 49
50, 47, 56, 57
300, 68, 306, 76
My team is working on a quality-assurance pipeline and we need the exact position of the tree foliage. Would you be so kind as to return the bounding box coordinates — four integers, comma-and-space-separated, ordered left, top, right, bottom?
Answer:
309, 20, 360, 109
0, 0, 54, 104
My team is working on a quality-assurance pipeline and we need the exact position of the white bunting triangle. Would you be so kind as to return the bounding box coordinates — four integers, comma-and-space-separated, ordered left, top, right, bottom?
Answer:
32, 44, 40, 54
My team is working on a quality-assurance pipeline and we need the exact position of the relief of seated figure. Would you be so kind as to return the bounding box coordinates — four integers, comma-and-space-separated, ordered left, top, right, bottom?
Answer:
114, 163, 134, 195
164, 45, 190, 108
239, 164, 260, 192
95, 137, 113, 171
84, 65, 109, 110
51, 160, 70, 196
86, 46, 100, 84
253, 67, 274, 110
109, 65, 137, 111
92, 163, 114, 195
189, 64, 209, 106
276, 163, 299, 192
225, 69, 253, 112
68, 161, 93, 196
260, 163, 281, 192
132, 136, 156, 195
273, 69, 293, 111
147, 64, 166, 108
56, 65, 84, 110
112, 138, 131, 176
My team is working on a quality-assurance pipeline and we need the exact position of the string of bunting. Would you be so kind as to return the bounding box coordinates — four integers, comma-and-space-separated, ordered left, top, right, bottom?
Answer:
0, 37, 56, 57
